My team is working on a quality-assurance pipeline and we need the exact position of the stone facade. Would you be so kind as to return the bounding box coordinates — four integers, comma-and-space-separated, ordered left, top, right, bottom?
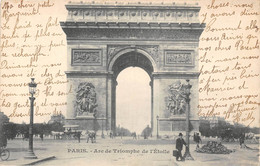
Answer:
61, 1, 205, 136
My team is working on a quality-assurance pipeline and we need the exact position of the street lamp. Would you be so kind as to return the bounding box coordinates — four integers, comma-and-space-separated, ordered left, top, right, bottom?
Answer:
101, 114, 105, 138
24, 78, 37, 159
183, 80, 194, 160
156, 115, 159, 139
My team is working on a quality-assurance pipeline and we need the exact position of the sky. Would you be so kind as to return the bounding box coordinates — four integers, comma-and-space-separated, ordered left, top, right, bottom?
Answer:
116, 67, 151, 134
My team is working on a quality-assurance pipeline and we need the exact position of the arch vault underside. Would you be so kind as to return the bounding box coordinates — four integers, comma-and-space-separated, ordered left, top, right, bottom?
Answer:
61, 1, 205, 136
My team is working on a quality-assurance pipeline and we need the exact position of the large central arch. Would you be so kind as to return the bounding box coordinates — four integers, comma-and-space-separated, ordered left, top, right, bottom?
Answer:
109, 49, 155, 134
61, 2, 205, 137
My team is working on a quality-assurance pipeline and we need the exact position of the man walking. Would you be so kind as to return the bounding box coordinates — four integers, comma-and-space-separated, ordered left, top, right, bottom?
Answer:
239, 133, 245, 148
176, 133, 187, 161
194, 132, 202, 149
76, 132, 81, 143
40, 133, 44, 141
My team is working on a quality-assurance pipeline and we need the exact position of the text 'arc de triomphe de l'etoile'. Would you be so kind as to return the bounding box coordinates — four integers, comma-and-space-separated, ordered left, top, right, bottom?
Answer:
60, 1, 205, 136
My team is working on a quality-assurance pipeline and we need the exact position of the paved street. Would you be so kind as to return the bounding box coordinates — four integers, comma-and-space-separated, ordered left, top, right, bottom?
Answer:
1, 136, 259, 166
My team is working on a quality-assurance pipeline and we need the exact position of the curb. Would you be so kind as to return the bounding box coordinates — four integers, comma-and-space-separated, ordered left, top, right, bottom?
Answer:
23, 156, 56, 165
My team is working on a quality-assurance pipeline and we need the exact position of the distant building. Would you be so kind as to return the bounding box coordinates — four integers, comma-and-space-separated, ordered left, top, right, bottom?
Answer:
48, 114, 65, 124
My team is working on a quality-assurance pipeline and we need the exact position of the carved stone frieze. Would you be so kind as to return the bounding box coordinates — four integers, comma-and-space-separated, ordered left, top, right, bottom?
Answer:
66, 4, 200, 23
164, 50, 194, 67
71, 49, 102, 66
64, 28, 202, 41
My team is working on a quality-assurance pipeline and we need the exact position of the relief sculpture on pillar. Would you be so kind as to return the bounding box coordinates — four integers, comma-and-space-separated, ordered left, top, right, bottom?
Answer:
166, 81, 187, 116
75, 82, 98, 117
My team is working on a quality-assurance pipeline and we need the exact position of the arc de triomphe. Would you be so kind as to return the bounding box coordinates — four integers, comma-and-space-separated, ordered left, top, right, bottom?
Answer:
60, 1, 205, 136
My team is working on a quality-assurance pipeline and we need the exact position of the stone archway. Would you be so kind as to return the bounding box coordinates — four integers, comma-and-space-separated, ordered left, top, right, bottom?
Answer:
61, 2, 205, 137
109, 49, 156, 134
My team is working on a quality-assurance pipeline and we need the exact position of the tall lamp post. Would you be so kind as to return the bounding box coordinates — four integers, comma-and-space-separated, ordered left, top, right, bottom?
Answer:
24, 78, 37, 159
156, 115, 159, 139
183, 80, 194, 160
101, 114, 105, 138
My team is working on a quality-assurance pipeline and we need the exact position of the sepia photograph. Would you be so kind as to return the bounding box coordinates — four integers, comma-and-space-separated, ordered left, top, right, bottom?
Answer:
0, 0, 259, 165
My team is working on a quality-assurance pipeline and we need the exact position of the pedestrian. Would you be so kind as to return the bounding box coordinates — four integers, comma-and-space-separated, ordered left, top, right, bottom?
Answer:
133, 132, 137, 139
194, 132, 202, 149
239, 133, 245, 148
24, 131, 29, 141
40, 133, 43, 141
110, 131, 113, 139
175, 133, 187, 161
76, 132, 81, 143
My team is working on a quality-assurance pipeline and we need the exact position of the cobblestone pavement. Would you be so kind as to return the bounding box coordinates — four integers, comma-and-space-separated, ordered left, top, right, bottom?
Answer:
1, 137, 259, 166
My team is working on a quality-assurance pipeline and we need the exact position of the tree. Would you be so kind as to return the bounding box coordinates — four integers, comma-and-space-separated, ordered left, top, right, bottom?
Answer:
199, 120, 210, 137
3, 123, 17, 140
16, 123, 29, 139
116, 126, 131, 136
141, 125, 152, 138
50, 122, 64, 132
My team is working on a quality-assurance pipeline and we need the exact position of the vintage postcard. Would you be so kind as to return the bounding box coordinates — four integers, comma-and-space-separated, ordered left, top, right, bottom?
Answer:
0, 0, 259, 165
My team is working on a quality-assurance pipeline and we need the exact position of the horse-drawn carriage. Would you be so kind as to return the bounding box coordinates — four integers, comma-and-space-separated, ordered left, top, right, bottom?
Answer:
51, 125, 96, 143
51, 125, 82, 140
63, 125, 82, 140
